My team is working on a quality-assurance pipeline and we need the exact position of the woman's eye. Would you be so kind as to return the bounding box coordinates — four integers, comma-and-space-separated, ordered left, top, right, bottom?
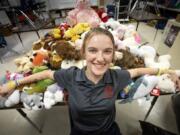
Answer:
88, 49, 97, 53
104, 50, 113, 54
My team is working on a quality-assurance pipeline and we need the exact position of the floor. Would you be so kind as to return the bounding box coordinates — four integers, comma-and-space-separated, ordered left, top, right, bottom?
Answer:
0, 22, 178, 135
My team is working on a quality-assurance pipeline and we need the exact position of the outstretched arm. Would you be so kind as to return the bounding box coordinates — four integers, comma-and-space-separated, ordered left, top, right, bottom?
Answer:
0, 70, 55, 95
128, 68, 159, 78
128, 68, 180, 89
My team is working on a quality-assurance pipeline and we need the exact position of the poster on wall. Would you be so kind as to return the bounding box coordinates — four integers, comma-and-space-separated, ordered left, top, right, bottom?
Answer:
164, 25, 180, 47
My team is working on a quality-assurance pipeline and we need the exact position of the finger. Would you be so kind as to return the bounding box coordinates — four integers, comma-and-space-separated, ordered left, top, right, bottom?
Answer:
170, 74, 178, 82
177, 80, 180, 90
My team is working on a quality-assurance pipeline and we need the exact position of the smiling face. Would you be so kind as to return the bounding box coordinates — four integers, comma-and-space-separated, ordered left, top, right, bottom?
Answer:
83, 32, 114, 81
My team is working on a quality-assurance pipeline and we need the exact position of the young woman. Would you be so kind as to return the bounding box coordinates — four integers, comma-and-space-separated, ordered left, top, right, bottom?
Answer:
0, 27, 179, 135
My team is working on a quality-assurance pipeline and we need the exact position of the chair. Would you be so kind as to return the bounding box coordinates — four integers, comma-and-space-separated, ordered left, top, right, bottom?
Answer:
0, 25, 19, 63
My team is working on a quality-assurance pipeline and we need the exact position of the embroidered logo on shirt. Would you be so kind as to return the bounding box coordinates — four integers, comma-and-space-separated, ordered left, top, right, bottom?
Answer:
104, 85, 113, 98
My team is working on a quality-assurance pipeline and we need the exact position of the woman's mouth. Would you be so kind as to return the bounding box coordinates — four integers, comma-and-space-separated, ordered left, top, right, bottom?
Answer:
93, 63, 106, 69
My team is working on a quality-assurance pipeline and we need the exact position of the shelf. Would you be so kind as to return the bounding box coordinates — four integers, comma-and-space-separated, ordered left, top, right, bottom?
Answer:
147, 2, 180, 12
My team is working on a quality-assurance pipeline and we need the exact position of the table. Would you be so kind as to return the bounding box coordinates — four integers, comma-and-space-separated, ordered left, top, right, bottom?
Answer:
1, 93, 173, 133
144, 93, 174, 121
0, 102, 66, 133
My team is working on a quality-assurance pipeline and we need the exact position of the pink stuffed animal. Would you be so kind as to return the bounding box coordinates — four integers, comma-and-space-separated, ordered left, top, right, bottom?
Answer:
66, 0, 101, 28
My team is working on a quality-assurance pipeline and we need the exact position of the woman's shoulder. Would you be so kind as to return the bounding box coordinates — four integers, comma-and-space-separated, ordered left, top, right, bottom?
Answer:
55, 66, 82, 75
109, 68, 129, 74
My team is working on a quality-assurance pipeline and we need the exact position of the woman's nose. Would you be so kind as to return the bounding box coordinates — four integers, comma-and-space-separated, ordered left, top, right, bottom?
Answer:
96, 52, 104, 61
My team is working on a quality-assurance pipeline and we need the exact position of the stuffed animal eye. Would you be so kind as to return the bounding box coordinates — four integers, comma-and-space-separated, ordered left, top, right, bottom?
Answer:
38, 105, 42, 109
30, 102, 35, 106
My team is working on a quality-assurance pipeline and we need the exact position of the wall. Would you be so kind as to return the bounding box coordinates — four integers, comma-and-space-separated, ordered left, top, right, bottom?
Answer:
46, 0, 98, 10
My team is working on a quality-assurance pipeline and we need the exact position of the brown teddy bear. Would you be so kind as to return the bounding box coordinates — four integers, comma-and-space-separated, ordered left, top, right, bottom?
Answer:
49, 40, 82, 69
114, 49, 145, 69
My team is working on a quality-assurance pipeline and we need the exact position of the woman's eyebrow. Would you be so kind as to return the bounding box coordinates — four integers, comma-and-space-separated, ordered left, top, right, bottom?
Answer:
104, 48, 113, 50
87, 47, 97, 49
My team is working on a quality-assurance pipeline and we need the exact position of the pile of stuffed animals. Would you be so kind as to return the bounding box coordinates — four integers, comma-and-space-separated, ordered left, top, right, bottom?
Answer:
0, 0, 180, 110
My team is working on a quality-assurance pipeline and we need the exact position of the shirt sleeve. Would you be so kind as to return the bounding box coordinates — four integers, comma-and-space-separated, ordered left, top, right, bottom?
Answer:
53, 67, 74, 89
111, 69, 132, 94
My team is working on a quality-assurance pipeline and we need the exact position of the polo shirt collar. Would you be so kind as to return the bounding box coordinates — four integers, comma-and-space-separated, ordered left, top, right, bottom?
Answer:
75, 67, 112, 84
75, 67, 87, 82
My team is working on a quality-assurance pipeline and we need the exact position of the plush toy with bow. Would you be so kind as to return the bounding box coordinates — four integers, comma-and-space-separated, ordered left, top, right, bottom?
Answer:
66, 0, 101, 27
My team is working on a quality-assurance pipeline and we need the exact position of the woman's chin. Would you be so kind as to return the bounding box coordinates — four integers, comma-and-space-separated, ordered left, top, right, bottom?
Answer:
92, 67, 107, 76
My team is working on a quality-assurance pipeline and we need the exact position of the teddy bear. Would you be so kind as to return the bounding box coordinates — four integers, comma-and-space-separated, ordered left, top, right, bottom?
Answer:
48, 40, 82, 69
32, 37, 55, 52
119, 70, 180, 103
14, 53, 34, 73
61, 60, 86, 69
99, 20, 141, 49
127, 44, 171, 69
0, 96, 6, 108
114, 49, 145, 69
100, 18, 121, 31
51, 28, 61, 39
74, 31, 88, 50
43, 83, 64, 109
0, 90, 20, 108
20, 92, 44, 110
96, 7, 109, 23
52, 40, 82, 61
4, 90, 20, 107
66, 0, 101, 27
156, 70, 180, 93
49, 50, 63, 69
64, 23, 90, 42
58, 23, 70, 37
144, 54, 171, 69
156, 74, 176, 93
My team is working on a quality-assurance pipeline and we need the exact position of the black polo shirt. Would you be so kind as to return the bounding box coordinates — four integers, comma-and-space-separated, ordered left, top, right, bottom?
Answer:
54, 67, 131, 132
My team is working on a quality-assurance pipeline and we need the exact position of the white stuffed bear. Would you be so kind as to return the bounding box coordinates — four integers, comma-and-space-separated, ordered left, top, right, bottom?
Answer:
5, 90, 20, 107
0, 96, 6, 108
157, 74, 176, 93
102, 18, 121, 31
128, 44, 156, 58
44, 83, 64, 109
145, 54, 171, 69
61, 60, 86, 69
127, 44, 171, 69
156, 70, 180, 93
